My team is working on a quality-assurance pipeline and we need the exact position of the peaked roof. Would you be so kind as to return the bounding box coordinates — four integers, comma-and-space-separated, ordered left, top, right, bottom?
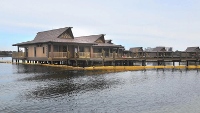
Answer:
129, 47, 143, 52
34, 27, 73, 42
12, 27, 124, 48
185, 47, 200, 52
13, 27, 94, 46
105, 40, 112, 44
152, 47, 166, 52
75, 34, 105, 43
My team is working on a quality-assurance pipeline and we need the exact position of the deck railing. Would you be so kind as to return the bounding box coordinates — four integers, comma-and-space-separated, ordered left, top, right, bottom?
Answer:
49, 52, 68, 58
93, 53, 103, 58
12, 52, 25, 58
79, 52, 90, 58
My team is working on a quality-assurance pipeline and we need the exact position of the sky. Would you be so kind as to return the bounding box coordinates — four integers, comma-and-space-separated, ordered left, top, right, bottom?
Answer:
1, 0, 200, 51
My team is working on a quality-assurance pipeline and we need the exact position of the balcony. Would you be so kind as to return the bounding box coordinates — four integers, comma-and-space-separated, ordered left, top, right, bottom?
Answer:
79, 52, 90, 58
49, 52, 69, 58
12, 52, 25, 59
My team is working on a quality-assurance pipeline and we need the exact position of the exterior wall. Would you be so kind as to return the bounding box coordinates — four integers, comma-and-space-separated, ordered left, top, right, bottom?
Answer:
36, 45, 47, 57
28, 44, 47, 58
68, 45, 74, 58
28, 45, 35, 57
84, 47, 90, 52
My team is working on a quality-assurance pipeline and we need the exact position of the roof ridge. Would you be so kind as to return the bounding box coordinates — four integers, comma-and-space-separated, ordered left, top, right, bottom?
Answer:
75, 34, 104, 38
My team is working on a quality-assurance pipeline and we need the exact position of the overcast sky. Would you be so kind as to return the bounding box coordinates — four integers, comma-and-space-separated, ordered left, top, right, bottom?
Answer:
1, 0, 200, 51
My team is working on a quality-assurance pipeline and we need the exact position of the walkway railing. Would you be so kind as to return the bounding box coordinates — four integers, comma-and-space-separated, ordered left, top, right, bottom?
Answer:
49, 52, 68, 58
79, 52, 90, 58
93, 53, 103, 58
12, 52, 25, 58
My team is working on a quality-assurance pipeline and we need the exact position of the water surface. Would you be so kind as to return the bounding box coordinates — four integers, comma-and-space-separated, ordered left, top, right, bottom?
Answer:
1, 63, 200, 113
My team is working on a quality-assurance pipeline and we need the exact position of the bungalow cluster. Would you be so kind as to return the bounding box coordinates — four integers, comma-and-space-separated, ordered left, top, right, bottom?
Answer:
12, 27, 200, 66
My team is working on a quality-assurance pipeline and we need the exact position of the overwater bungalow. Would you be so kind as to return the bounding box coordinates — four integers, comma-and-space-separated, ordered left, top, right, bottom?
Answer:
12, 27, 124, 66
129, 47, 143, 58
184, 47, 200, 58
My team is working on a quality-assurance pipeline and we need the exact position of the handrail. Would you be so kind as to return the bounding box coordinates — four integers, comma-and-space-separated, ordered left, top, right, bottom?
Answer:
49, 52, 68, 58
12, 52, 25, 58
79, 52, 90, 58
93, 53, 102, 58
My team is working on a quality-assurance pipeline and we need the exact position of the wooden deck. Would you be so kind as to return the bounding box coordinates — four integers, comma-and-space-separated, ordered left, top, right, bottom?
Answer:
12, 51, 200, 67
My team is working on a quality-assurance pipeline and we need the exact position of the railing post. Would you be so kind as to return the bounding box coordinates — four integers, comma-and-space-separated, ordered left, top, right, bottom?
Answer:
186, 51, 187, 58
163, 51, 164, 60
157, 51, 158, 59
77, 51, 79, 58
67, 51, 70, 58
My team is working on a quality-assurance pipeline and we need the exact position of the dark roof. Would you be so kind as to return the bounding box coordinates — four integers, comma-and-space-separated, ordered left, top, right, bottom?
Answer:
34, 27, 72, 41
12, 27, 123, 48
129, 47, 143, 52
93, 43, 123, 48
124, 50, 131, 52
13, 27, 97, 46
105, 40, 112, 44
185, 47, 200, 52
152, 47, 166, 52
75, 34, 104, 43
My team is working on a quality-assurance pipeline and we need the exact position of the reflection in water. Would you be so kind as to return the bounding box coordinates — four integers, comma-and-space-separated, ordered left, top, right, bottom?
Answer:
16, 64, 123, 99
1, 63, 200, 113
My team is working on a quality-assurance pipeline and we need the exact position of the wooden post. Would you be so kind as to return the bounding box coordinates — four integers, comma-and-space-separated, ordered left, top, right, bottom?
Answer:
109, 48, 110, 57
113, 51, 116, 66
142, 60, 146, 66
77, 45, 79, 53
157, 51, 158, 59
102, 50, 105, 66
51, 43, 54, 58
67, 51, 70, 58
117, 48, 119, 58
90, 46, 93, 58
163, 51, 164, 60
186, 51, 187, 58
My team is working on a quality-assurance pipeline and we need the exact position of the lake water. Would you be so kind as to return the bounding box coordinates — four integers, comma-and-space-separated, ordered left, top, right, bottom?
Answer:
1, 63, 200, 113
0, 57, 12, 62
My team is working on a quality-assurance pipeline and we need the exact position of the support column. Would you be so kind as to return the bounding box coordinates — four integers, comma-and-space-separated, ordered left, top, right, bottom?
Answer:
117, 48, 119, 58
51, 43, 54, 58
186, 51, 187, 58
67, 45, 69, 52
109, 48, 110, 57
90, 46, 93, 58
142, 60, 146, 66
